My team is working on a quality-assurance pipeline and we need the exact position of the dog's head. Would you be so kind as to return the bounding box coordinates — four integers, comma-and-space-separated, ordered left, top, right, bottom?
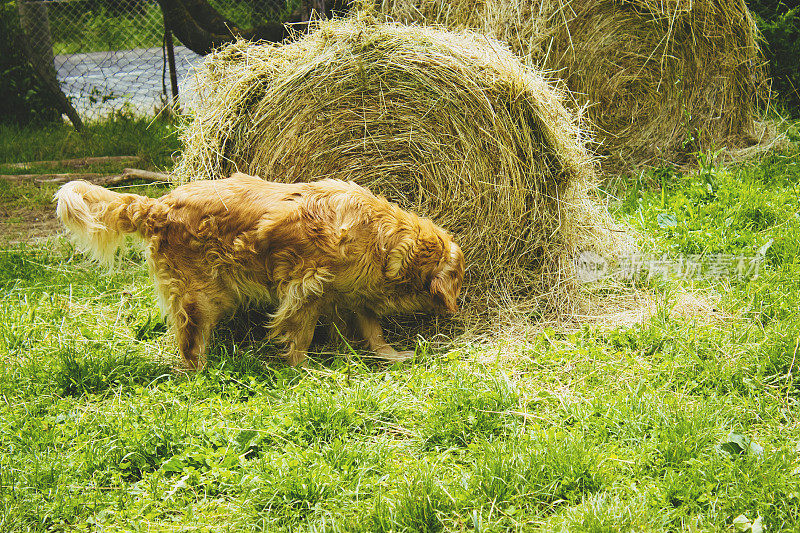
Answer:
385, 218, 465, 314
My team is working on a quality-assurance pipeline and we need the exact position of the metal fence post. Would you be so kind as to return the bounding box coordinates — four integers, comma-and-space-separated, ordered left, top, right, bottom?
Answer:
165, 25, 180, 111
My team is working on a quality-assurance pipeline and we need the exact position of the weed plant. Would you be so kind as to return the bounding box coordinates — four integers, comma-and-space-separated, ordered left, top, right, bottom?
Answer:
1, 140, 799, 530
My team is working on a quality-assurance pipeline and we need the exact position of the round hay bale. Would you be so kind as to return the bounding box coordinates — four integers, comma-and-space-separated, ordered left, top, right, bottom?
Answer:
175, 17, 622, 320
380, 0, 769, 171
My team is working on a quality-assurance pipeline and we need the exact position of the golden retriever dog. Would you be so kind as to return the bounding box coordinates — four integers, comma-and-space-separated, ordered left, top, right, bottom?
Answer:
55, 173, 465, 370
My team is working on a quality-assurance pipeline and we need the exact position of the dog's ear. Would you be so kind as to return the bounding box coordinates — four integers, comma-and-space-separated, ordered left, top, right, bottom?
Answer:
385, 232, 417, 279
429, 241, 464, 313
430, 273, 459, 313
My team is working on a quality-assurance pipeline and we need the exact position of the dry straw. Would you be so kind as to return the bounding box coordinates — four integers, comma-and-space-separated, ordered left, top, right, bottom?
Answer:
175, 15, 624, 326
381, 0, 770, 171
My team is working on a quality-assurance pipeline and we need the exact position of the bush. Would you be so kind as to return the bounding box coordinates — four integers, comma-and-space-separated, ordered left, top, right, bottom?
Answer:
0, 0, 60, 125
749, 0, 800, 115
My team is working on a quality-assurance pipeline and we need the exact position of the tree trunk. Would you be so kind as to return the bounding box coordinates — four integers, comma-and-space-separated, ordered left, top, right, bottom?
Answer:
15, 0, 83, 130
17, 0, 57, 83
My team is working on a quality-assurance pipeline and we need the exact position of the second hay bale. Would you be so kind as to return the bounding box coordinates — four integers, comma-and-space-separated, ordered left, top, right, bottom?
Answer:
175, 18, 621, 317
381, 0, 769, 171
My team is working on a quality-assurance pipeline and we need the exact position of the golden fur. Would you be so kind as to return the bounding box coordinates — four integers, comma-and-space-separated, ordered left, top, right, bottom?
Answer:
55, 173, 465, 370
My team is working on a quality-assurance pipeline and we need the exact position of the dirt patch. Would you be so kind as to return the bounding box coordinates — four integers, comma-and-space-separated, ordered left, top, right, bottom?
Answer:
0, 174, 172, 245
0, 201, 61, 243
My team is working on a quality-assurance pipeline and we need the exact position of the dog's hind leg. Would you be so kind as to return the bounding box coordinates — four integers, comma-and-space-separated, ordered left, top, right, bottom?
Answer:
355, 310, 415, 362
174, 292, 227, 371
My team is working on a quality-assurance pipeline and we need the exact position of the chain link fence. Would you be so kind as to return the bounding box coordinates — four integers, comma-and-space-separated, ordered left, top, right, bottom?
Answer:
15, 0, 287, 122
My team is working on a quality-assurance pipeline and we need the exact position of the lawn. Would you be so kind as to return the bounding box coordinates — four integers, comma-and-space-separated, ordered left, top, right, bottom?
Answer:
0, 119, 799, 531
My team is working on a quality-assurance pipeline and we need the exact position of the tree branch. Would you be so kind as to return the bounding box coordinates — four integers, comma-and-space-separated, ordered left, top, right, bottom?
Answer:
156, 0, 316, 55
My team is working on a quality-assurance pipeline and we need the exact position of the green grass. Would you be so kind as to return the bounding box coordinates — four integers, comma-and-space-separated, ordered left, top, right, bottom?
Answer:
0, 129, 799, 530
0, 114, 181, 170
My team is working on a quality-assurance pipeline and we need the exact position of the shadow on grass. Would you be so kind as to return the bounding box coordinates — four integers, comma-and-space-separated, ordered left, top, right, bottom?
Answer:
206, 305, 465, 373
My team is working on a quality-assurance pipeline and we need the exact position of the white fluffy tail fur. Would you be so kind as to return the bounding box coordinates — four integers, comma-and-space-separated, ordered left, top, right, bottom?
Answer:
55, 180, 151, 264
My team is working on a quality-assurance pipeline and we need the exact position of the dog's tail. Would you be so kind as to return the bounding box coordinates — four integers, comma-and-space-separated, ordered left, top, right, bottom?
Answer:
55, 180, 161, 264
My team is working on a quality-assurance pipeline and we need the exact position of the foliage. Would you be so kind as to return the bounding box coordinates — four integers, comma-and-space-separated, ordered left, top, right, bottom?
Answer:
47, 0, 165, 55
0, 1, 60, 125
86, 0, 151, 17
748, 0, 800, 114
208, 0, 306, 28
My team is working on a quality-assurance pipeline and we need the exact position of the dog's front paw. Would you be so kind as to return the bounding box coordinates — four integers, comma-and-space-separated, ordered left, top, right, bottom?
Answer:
376, 349, 415, 362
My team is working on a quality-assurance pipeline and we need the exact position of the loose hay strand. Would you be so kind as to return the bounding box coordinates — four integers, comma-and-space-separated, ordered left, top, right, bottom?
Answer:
175, 17, 625, 330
